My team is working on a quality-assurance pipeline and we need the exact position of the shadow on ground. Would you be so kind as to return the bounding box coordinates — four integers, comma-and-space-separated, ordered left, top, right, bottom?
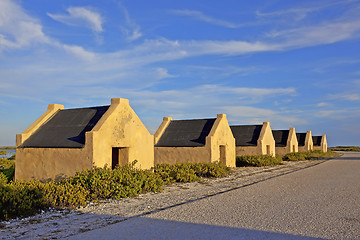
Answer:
67, 216, 325, 240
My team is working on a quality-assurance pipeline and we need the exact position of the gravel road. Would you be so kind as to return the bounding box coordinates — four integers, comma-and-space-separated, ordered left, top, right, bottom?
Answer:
68, 152, 360, 240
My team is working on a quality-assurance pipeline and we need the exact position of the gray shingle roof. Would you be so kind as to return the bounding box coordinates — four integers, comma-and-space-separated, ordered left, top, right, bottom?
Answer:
20, 106, 109, 148
230, 125, 262, 146
272, 130, 289, 147
296, 133, 306, 146
155, 118, 216, 147
312, 136, 322, 146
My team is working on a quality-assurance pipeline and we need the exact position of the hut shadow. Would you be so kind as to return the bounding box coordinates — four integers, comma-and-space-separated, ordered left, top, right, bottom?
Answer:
67, 215, 326, 240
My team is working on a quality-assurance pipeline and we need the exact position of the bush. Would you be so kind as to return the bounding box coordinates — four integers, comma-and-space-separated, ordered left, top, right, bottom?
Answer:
282, 152, 310, 161
153, 162, 230, 184
0, 182, 48, 220
0, 162, 230, 221
0, 168, 15, 183
0, 158, 15, 169
283, 150, 339, 161
0, 173, 8, 185
236, 155, 283, 167
329, 146, 360, 152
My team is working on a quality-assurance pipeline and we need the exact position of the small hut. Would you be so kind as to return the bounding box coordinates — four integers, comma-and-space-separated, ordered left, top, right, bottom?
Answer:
272, 128, 298, 155
16, 98, 154, 181
312, 134, 328, 152
154, 114, 235, 167
296, 131, 313, 152
230, 122, 275, 157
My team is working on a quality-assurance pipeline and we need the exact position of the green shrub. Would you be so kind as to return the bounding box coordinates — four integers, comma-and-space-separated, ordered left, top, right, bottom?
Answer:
0, 162, 230, 221
0, 158, 15, 169
0, 182, 48, 221
0, 168, 15, 183
153, 162, 230, 184
329, 146, 360, 152
0, 172, 8, 185
282, 152, 311, 161
236, 155, 283, 167
283, 150, 339, 161
0, 151, 8, 155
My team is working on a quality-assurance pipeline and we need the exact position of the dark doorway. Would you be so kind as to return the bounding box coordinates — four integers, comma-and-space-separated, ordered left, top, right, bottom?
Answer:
112, 147, 129, 169
219, 145, 226, 165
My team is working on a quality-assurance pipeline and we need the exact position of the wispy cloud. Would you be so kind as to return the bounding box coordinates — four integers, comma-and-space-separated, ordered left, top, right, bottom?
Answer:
266, 19, 360, 48
0, 0, 50, 50
117, 3, 142, 41
171, 9, 243, 28
256, 0, 357, 22
47, 6, 104, 33
328, 93, 360, 101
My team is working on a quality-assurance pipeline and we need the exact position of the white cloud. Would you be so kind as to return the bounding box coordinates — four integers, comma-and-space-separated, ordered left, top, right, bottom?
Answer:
317, 102, 329, 107
0, 0, 50, 50
221, 105, 306, 126
171, 9, 242, 28
62, 44, 96, 61
47, 7, 104, 33
117, 3, 142, 41
267, 19, 360, 48
328, 93, 360, 101
256, 1, 356, 22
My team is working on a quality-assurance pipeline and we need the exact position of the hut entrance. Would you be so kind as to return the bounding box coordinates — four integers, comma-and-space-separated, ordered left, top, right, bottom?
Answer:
112, 147, 129, 169
266, 145, 271, 155
219, 145, 226, 165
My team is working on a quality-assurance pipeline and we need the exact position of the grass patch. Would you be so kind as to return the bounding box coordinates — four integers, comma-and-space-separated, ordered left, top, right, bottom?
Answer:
0, 147, 16, 150
236, 155, 283, 167
0, 161, 230, 221
0, 151, 8, 156
283, 150, 339, 161
329, 146, 360, 152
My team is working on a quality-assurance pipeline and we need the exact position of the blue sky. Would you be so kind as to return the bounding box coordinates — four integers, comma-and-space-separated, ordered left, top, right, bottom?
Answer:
1, 0, 360, 147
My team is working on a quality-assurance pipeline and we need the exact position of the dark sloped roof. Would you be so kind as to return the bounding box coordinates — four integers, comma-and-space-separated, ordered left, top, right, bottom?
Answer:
272, 130, 289, 147
20, 106, 110, 148
230, 125, 262, 146
312, 136, 322, 146
296, 133, 306, 146
155, 118, 216, 147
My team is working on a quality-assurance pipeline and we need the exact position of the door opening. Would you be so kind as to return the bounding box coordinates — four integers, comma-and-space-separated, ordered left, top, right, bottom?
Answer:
266, 145, 271, 155
219, 145, 226, 165
112, 147, 129, 169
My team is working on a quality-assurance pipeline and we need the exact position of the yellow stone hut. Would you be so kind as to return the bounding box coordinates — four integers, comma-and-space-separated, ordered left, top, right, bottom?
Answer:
230, 122, 276, 157
272, 127, 298, 155
296, 131, 313, 152
16, 98, 154, 181
154, 114, 236, 167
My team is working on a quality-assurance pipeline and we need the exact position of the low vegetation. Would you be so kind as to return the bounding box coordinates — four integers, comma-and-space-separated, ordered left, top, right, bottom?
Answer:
0, 158, 15, 184
0, 146, 16, 150
236, 154, 283, 167
283, 150, 339, 161
329, 146, 360, 152
0, 151, 8, 155
0, 161, 230, 221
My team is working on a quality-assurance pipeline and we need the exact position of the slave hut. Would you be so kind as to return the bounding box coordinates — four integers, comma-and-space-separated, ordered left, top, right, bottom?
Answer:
272, 127, 298, 155
230, 122, 276, 157
312, 134, 328, 152
16, 98, 154, 181
296, 131, 313, 152
154, 114, 235, 167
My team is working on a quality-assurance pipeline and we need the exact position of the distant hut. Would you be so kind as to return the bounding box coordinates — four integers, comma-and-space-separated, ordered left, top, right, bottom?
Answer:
312, 134, 328, 152
230, 122, 275, 157
272, 128, 298, 155
154, 114, 235, 167
296, 131, 313, 152
16, 98, 154, 181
